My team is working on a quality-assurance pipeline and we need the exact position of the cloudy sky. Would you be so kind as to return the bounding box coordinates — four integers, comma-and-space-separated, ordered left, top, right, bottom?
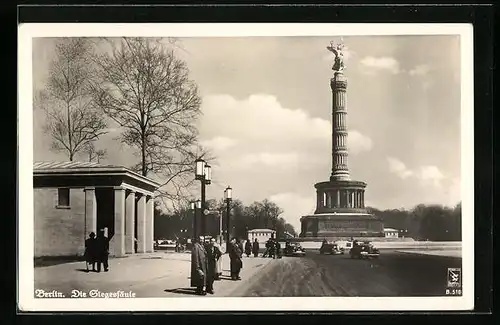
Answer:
32, 35, 462, 231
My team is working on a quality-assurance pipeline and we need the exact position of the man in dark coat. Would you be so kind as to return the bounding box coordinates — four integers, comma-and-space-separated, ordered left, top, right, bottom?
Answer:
95, 230, 109, 272
84, 232, 97, 272
228, 238, 243, 280
244, 239, 252, 257
252, 238, 260, 257
191, 236, 208, 295
204, 238, 222, 294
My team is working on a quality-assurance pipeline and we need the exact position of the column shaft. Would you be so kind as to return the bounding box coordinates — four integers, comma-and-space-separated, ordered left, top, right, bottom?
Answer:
110, 187, 126, 257
125, 191, 135, 254
146, 196, 154, 253
84, 188, 97, 237
136, 194, 147, 253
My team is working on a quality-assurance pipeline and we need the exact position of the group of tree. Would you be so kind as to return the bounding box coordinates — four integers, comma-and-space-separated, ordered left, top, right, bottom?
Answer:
36, 37, 211, 205
154, 198, 298, 241
368, 202, 462, 241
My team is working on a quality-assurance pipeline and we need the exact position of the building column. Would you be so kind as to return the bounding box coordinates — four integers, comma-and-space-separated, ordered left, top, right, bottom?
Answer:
327, 192, 332, 208
146, 195, 154, 253
110, 187, 126, 257
361, 192, 364, 208
84, 187, 97, 237
136, 194, 147, 253
125, 190, 135, 254
351, 191, 355, 208
337, 190, 341, 208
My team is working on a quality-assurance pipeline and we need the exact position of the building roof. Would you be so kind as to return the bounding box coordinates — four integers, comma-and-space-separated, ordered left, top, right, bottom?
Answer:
248, 228, 275, 233
34, 161, 120, 170
33, 161, 161, 189
383, 228, 398, 232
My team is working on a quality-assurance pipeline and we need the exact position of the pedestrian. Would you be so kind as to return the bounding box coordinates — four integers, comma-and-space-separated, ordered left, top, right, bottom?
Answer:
252, 238, 260, 257
84, 232, 97, 272
95, 229, 109, 272
228, 238, 243, 280
244, 239, 252, 257
275, 240, 282, 259
212, 239, 224, 280
191, 236, 208, 295
204, 238, 222, 294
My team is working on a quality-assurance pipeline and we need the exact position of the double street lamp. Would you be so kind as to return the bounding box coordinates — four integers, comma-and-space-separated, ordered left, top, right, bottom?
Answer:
195, 158, 211, 239
224, 186, 232, 252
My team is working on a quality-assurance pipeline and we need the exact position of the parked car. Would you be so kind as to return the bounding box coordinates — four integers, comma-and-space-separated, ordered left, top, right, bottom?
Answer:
319, 241, 345, 255
349, 241, 380, 259
283, 242, 306, 257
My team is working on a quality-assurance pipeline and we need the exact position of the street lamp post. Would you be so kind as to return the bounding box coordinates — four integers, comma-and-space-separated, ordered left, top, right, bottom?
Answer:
224, 186, 232, 252
190, 199, 202, 288
195, 159, 211, 240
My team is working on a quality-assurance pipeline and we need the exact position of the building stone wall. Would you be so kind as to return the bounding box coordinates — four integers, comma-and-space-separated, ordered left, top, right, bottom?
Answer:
34, 188, 86, 257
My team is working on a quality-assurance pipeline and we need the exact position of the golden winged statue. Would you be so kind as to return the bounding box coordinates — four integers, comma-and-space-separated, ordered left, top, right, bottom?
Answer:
326, 40, 345, 72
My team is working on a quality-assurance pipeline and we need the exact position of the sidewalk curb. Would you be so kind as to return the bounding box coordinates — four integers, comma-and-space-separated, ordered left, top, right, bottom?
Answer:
396, 250, 462, 259
223, 259, 278, 297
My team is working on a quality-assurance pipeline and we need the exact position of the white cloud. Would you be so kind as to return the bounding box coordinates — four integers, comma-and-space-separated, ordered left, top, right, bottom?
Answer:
387, 157, 447, 189
199, 94, 372, 158
416, 165, 445, 187
349, 130, 373, 154
387, 157, 413, 179
409, 64, 431, 77
360, 56, 400, 74
269, 192, 316, 231
201, 136, 237, 152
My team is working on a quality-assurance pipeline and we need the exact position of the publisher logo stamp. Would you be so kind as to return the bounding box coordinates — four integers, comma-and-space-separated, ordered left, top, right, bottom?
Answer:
447, 268, 462, 288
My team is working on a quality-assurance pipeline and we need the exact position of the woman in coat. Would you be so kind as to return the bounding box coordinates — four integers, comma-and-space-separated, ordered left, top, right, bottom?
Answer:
252, 238, 260, 257
213, 239, 224, 280
244, 239, 252, 257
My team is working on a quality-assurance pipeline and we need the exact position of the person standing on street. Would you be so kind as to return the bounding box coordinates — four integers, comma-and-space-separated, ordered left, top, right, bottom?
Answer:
95, 229, 109, 272
212, 239, 224, 280
244, 239, 252, 257
229, 238, 243, 280
205, 238, 222, 294
191, 236, 208, 295
84, 232, 97, 272
252, 238, 260, 257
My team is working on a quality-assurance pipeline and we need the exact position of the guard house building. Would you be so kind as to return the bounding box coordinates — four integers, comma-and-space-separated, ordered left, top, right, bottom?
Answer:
33, 161, 160, 258
383, 228, 399, 239
247, 229, 276, 243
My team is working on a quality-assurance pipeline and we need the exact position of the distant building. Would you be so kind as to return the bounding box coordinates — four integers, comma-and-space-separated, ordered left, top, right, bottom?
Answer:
383, 227, 399, 238
33, 161, 160, 258
247, 228, 276, 243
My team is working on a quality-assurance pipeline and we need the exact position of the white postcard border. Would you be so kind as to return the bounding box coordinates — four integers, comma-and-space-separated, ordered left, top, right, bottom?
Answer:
18, 23, 474, 311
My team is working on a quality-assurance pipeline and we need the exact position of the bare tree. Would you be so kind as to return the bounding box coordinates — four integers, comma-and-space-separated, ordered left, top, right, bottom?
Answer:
35, 38, 108, 161
91, 38, 211, 203
83, 142, 107, 163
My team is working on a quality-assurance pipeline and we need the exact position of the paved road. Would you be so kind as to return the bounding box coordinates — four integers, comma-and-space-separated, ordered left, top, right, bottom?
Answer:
232, 250, 462, 297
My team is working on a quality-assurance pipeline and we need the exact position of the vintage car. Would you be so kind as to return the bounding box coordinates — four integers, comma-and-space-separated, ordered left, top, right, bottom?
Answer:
319, 241, 345, 255
283, 242, 306, 257
349, 241, 380, 259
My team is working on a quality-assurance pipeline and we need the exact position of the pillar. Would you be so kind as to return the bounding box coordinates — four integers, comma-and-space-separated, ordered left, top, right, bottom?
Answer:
361, 192, 364, 208
136, 194, 147, 253
351, 191, 355, 208
146, 195, 154, 253
84, 187, 97, 237
337, 190, 340, 208
125, 190, 135, 254
110, 187, 126, 257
